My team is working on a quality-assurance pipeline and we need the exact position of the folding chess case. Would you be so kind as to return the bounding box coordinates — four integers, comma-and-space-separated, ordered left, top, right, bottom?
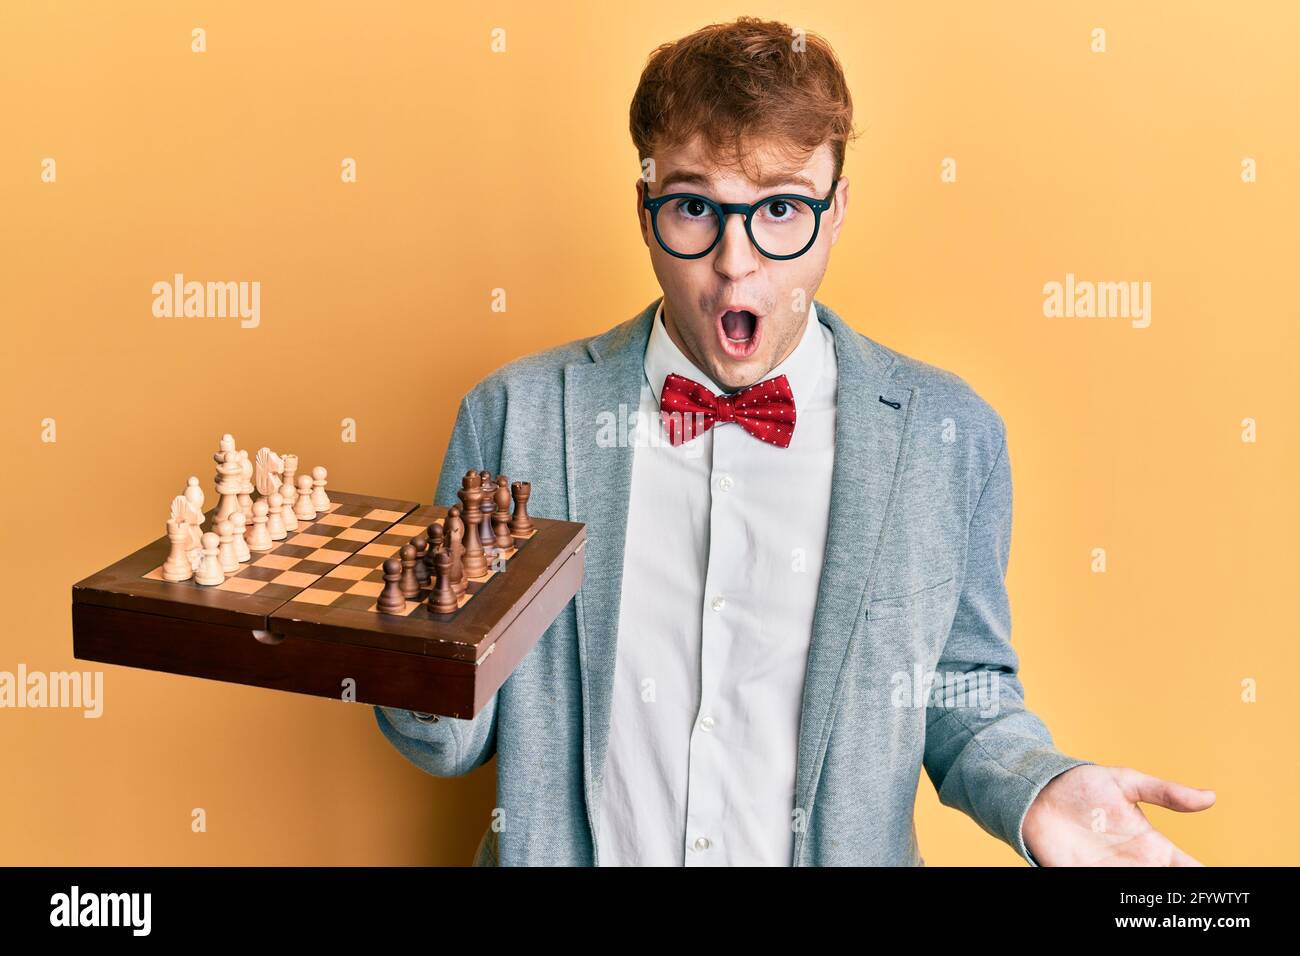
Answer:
70, 491, 586, 718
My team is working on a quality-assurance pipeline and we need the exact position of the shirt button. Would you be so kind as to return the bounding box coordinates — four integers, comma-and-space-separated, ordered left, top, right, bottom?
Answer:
694, 836, 711, 851
711, 596, 726, 612
717, 474, 734, 492
699, 715, 715, 731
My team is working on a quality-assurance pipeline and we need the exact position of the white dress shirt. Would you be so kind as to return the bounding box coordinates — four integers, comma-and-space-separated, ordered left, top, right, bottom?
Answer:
596, 298, 838, 866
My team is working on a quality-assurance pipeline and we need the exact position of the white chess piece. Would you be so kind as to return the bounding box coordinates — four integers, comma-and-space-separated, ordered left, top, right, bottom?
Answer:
267, 491, 287, 541
280, 480, 299, 531
294, 474, 316, 521
247, 500, 273, 552
213, 448, 243, 529
194, 532, 225, 586
217, 519, 239, 573
282, 454, 300, 505
254, 447, 285, 497
163, 518, 194, 582
311, 466, 331, 513
183, 476, 205, 548
238, 449, 254, 522
229, 511, 252, 563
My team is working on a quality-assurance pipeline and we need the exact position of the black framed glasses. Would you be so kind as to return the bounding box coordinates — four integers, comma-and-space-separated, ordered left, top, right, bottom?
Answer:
642, 180, 838, 260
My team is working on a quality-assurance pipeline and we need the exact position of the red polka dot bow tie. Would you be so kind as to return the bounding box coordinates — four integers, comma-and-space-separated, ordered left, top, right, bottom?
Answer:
659, 371, 797, 448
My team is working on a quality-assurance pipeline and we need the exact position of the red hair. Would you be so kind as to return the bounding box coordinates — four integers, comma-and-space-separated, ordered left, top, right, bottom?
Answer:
629, 16, 859, 186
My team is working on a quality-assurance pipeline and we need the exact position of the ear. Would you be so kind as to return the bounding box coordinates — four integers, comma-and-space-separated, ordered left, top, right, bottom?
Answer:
827, 176, 850, 246
636, 178, 651, 247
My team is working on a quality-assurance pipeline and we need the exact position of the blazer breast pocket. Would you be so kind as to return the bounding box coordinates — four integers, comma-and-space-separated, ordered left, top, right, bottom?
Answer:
863, 575, 958, 667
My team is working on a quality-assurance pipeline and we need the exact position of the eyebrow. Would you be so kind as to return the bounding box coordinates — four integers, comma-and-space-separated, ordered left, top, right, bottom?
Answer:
656, 169, 820, 196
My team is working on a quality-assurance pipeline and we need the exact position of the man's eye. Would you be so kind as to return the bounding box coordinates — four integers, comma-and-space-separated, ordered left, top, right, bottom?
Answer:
672, 199, 713, 220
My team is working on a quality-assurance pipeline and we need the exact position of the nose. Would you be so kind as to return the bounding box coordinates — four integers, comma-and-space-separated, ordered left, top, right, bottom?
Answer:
713, 211, 759, 281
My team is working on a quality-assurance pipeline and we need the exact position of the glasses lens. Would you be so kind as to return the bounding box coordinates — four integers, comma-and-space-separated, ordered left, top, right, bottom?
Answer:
655, 197, 720, 256
751, 197, 817, 257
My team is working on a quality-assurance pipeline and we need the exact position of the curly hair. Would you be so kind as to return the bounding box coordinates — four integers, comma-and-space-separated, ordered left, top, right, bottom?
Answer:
629, 16, 859, 186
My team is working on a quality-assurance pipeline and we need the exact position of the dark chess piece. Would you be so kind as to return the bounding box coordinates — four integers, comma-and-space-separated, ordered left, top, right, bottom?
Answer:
510, 480, 534, 535
412, 534, 430, 586
399, 543, 421, 599
458, 475, 487, 579
428, 550, 458, 614
445, 506, 466, 595
494, 477, 513, 549
378, 557, 407, 614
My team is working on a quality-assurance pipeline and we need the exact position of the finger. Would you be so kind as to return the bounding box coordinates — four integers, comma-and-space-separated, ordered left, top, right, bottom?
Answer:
1123, 770, 1216, 812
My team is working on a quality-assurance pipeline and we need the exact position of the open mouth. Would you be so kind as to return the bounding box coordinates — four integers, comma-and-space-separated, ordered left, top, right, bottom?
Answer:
716, 309, 762, 359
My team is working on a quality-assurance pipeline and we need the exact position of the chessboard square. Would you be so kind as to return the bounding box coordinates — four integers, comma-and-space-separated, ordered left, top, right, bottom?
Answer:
293, 560, 334, 577
368, 509, 408, 523
272, 570, 319, 588
311, 576, 354, 592
217, 576, 265, 594
287, 532, 331, 548
352, 518, 392, 533
253, 554, 300, 570
316, 513, 359, 528
385, 523, 427, 538
295, 588, 342, 606
337, 527, 379, 543
324, 537, 363, 553
332, 594, 376, 611
359, 543, 400, 558
456, 591, 471, 608
333, 503, 368, 517
240, 565, 284, 582
274, 544, 314, 559
327, 564, 371, 581
308, 548, 352, 565
256, 583, 301, 602
347, 580, 384, 597
143, 567, 165, 581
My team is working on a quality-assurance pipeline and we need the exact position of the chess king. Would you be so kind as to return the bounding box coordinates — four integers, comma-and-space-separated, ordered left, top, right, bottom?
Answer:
375, 17, 1214, 866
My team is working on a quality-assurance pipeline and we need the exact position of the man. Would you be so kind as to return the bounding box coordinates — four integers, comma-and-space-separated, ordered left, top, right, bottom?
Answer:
375, 17, 1214, 866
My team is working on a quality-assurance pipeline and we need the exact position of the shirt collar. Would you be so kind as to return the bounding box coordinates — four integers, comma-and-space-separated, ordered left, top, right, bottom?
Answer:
644, 298, 824, 407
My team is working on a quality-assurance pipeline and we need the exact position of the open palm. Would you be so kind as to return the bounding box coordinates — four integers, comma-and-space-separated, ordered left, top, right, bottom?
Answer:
1022, 764, 1215, 866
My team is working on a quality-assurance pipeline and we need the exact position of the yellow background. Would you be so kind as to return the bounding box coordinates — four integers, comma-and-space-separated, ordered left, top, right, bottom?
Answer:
1, 1, 1295, 865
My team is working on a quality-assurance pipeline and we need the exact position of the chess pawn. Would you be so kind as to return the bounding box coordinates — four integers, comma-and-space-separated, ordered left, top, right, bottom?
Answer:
377, 557, 407, 614
281, 454, 299, 505
229, 511, 252, 563
494, 478, 513, 549
399, 543, 421, 598
247, 500, 274, 552
217, 519, 240, 573
163, 518, 194, 582
279, 480, 299, 532
266, 491, 287, 540
310, 466, 332, 513
428, 550, 458, 614
194, 532, 225, 586
510, 480, 534, 534
293, 474, 316, 521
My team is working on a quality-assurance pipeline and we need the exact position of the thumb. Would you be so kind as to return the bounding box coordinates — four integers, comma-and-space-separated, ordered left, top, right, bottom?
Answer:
1122, 769, 1216, 812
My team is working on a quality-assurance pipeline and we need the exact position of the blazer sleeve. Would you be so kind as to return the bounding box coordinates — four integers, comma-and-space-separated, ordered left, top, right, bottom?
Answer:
921, 421, 1094, 865
372, 390, 500, 777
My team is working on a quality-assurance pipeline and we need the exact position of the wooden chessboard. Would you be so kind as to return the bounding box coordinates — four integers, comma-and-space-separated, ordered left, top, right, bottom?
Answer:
71, 491, 586, 718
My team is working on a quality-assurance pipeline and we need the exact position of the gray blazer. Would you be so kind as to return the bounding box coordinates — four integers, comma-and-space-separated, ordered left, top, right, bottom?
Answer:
375, 296, 1092, 866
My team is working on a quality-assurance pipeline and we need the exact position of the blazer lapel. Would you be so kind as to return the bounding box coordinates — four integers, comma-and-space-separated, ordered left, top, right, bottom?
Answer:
792, 303, 915, 860
562, 300, 657, 844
